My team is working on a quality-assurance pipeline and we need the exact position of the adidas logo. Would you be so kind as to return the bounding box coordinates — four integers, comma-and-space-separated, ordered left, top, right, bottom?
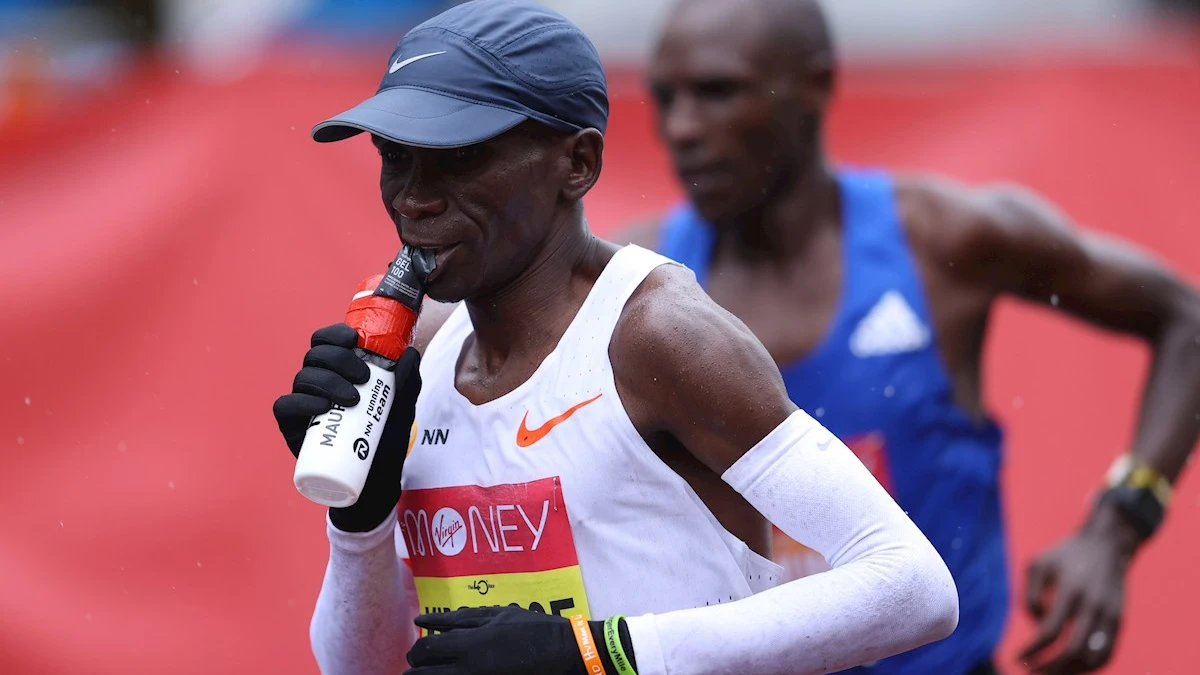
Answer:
849, 291, 931, 357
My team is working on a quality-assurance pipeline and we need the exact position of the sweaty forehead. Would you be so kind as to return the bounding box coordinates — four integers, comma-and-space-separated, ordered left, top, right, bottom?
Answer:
651, 0, 774, 81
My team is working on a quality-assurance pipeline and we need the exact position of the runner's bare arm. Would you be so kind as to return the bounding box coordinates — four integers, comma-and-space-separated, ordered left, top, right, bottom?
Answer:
927, 184, 1200, 671
935, 184, 1200, 487
610, 264, 959, 675
613, 263, 797, 468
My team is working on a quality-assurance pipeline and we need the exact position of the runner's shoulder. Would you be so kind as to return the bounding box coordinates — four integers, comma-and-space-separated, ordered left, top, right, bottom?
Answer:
894, 172, 1035, 272
611, 258, 759, 387
609, 253, 792, 442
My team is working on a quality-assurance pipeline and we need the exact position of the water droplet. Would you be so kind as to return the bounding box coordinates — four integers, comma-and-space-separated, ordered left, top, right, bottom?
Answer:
1013, 396, 1024, 409
24, 397, 31, 406
196, 561, 203, 568
117, 441, 128, 453
16, 436, 24, 446
883, 386, 895, 398
167, 481, 176, 489
289, 125, 296, 131
1050, 294, 1059, 306
192, 278, 199, 286
814, 407, 825, 417
59, 521, 64, 527
174, 69, 180, 74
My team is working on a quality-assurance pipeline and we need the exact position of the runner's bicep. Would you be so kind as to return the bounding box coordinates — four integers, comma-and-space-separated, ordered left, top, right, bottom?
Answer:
676, 325, 797, 473
618, 285, 796, 474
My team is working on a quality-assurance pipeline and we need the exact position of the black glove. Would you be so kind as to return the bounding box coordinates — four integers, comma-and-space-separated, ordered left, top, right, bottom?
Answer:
272, 322, 421, 532
406, 606, 637, 675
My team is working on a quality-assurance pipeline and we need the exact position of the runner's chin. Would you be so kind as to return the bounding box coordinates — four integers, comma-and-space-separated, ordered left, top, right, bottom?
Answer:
423, 245, 467, 303
682, 173, 739, 226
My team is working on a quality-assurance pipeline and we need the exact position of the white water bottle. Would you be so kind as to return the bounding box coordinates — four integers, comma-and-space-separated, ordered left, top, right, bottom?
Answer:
293, 245, 434, 507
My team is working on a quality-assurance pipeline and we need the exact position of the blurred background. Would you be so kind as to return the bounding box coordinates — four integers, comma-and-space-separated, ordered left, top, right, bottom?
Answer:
2, 0, 1198, 673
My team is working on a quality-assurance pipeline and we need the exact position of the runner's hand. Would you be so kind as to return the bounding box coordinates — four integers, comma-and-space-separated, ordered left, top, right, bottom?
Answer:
1019, 530, 1128, 674
272, 323, 422, 532
407, 606, 635, 675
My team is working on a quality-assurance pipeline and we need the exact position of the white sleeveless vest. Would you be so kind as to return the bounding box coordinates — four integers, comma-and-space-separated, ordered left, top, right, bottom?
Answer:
397, 244, 782, 622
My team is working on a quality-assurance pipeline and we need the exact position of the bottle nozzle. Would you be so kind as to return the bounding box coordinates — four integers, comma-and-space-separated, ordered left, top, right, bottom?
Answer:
374, 244, 435, 312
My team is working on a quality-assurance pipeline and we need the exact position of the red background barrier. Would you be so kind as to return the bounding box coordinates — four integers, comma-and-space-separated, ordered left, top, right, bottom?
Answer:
2, 40, 1198, 673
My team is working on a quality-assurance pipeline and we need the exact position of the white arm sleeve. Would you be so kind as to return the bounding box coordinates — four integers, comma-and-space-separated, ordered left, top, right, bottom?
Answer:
310, 508, 419, 675
626, 410, 959, 675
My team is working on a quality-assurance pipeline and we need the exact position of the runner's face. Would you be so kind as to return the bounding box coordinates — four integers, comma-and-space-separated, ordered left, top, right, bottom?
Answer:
375, 125, 565, 303
648, 6, 810, 226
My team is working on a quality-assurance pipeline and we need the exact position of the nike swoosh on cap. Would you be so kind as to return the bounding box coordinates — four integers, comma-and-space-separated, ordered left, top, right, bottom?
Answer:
389, 51, 447, 73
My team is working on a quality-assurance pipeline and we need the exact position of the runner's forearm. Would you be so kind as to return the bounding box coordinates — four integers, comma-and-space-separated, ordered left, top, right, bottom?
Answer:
311, 509, 418, 675
1127, 304, 1200, 484
1083, 305, 1200, 551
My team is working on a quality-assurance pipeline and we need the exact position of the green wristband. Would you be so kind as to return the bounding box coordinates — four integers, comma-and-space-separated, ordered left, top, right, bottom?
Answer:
604, 616, 637, 675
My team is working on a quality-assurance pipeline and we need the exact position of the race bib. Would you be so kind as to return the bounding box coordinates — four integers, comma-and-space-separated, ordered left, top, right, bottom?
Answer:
398, 476, 590, 632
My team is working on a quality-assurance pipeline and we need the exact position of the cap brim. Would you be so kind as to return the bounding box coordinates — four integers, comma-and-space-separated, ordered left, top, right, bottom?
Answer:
311, 87, 528, 148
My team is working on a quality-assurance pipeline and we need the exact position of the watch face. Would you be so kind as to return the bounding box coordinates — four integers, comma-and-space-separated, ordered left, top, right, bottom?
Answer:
1107, 486, 1162, 539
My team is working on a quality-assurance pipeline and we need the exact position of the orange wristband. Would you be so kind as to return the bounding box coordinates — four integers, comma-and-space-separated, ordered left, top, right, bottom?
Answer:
570, 614, 607, 675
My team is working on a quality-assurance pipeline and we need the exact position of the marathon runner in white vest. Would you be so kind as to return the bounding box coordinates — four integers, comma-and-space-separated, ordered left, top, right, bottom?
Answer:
271, 2, 958, 674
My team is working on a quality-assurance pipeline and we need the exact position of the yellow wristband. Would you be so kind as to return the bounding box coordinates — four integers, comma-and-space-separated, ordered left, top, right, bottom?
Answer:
1106, 454, 1172, 507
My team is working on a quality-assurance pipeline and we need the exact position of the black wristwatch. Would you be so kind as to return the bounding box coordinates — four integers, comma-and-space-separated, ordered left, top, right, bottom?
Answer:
1097, 454, 1172, 540
1097, 485, 1164, 540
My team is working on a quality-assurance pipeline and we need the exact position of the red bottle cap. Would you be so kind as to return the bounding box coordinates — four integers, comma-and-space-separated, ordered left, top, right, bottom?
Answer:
343, 274, 419, 361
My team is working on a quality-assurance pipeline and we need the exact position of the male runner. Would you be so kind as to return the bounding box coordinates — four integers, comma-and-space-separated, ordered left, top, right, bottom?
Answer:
272, 2, 958, 675
619, 1, 1200, 674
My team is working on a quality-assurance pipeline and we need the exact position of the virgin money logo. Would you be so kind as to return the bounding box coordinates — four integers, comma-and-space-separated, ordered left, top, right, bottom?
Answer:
398, 478, 580, 578
431, 507, 466, 556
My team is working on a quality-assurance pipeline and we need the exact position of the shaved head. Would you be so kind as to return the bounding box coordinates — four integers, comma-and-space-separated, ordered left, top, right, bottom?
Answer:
663, 0, 834, 88
648, 0, 836, 226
